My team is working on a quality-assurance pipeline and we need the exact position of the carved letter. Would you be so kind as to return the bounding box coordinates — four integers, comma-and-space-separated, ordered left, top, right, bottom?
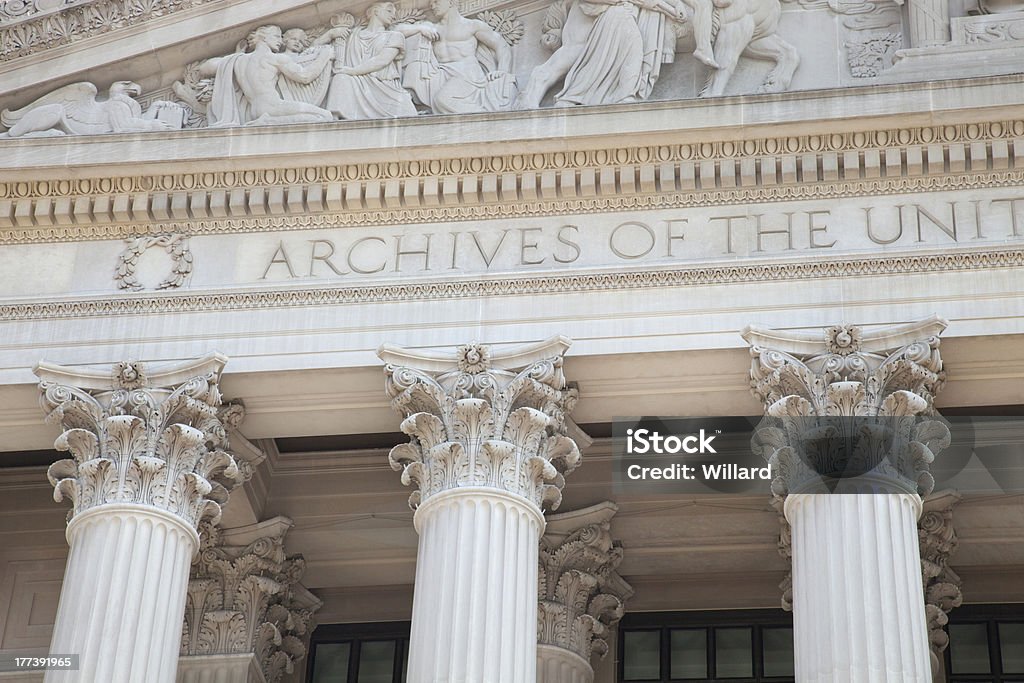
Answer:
554, 225, 582, 264
807, 210, 837, 249
666, 219, 687, 257
519, 228, 546, 266
347, 236, 388, 274
709, 215, 747, 255
470, 230, 511, 267
395, 233, 432, 272
754, 213, 796, 252
915, 204, 958, 243
990, 197, 1024, 237
309, 239, 346, 276
262, 241, 298, 279
865, 206, 903, 245
609, 222, 655, 259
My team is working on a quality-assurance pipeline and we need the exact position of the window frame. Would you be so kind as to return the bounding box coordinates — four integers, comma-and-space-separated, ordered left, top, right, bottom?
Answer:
617, 609, 794, 683
306, 621, 411, 683
945, 604, 1024, 683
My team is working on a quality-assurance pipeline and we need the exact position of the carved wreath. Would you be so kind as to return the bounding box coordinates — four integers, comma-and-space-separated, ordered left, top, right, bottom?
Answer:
115, 233, 193, 291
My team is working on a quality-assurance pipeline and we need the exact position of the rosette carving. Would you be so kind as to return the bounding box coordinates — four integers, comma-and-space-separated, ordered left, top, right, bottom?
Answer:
35, 353, 245, 528
379, 337, 581, 510
919, 491, 962, 672
745, 317, 951, 498
538, 503, 633, 664
181, 518, 322, 683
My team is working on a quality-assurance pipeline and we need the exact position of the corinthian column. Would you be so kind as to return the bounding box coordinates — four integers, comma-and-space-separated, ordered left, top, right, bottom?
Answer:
178, 517, 322, 683
538, 502, 633, 683
35, 355, 246, 683
379, 337, 582, 683
743, 317, 950, 683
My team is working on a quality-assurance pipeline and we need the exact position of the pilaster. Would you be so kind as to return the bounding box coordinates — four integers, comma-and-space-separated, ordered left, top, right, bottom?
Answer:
179, 517, 321, 683
538, 502, 633, 683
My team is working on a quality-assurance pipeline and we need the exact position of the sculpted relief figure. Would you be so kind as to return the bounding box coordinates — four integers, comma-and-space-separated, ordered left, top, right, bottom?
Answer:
276, 27, 340, 108
699, 0, 799, 97
200, 25, 340, 126
402, 0, 518, 114
327, 3, 419, 119
1, 81, 183, 137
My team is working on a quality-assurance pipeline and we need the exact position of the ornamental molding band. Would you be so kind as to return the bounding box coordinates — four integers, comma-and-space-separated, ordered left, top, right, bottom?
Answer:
379, 336, 581, 512
180, 517, 323, 683
2, 118, 1024, 243
745, 316, 951, 497
919, 490, 963, 677
34, 352, 246, 528
538, 502, 634, 681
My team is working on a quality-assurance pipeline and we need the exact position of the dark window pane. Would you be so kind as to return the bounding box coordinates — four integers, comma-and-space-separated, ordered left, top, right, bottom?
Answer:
670, 629, 707, 678
312, 642, 351, 683
1000, 622, 1024, 673
715, 627, 753, 678
949, 623, 992, 674
358, 640, 397, 683
623, 630, 661, 680
762, 627, 795, 677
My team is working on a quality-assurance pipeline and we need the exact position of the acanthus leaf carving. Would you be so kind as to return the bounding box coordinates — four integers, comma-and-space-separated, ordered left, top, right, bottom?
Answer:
182, 517, 322, 683
35, 353, 245, 528
539, 503, 633, 664
381, 337, 581, 510
918, 491, 962, 672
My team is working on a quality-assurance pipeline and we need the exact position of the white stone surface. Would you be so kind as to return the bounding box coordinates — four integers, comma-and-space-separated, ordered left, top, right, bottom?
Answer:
45, 504, 197, 683
785, 494, 931, 682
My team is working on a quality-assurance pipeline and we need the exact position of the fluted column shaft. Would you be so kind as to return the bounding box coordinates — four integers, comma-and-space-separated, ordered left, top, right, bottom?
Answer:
786, 494, 930, 682
409, 489, 542, 683
46, 505, 197, 683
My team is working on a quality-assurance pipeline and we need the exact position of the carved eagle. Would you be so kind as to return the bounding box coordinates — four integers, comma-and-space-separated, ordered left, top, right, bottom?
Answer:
1, 81, 163, 137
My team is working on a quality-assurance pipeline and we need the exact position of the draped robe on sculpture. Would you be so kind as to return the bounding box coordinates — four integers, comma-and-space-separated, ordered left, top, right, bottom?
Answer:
328, 29, 418, 119
556, 1, 644, 106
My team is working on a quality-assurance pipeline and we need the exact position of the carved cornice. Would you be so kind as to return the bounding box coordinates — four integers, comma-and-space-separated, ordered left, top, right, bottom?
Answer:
2, 246, 1022, 322
538, 502, 633, 664
1, 119, 1023, 244
35, 353, 246, 527
0, 0, 229, 61
919, 490, 962, 673
380, 337, 581, 511
181, 517, 322, 683
746, 318, 952, 497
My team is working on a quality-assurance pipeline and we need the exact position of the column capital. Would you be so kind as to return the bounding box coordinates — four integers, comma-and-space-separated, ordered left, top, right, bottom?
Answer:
181, 517, 322, 683
35, 353, 247, 529
538, 502, 633, 666
744, 318, 951, 498
379, 336, 581, 511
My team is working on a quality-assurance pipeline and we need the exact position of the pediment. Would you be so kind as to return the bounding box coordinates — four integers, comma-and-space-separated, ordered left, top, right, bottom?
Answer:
2, 0, 1024, 139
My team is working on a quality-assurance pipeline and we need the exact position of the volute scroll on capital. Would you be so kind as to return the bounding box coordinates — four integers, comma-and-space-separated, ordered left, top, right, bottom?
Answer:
34, 353, 248, 529
379, 336, 582, 512
744, 317, 952, 500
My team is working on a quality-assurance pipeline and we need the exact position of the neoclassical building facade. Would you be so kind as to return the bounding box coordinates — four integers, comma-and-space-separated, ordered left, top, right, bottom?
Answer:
0, 0, 1022, 680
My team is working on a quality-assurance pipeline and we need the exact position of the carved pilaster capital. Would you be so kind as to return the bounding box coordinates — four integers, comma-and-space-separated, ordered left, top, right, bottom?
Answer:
35, 353, 247, 528
379, 336, 582, 511
919, 490, 963, 670
181, 517, 323, 683
538, 502, 634, 664
744, 317, 951, 498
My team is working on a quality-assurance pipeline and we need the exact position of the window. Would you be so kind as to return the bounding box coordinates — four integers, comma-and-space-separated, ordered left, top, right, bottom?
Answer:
946, 605, 1024, 682
307, 622, 410, 683
618, 610, 794, 682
